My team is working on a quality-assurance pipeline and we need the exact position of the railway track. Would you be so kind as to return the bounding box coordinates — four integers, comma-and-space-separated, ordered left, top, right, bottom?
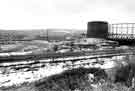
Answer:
0, 48, 134, 74
0, 48, 134, 68
0, 48, 134, 62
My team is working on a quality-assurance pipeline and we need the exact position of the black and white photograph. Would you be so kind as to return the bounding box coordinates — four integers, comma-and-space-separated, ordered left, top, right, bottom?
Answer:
0, 0, 135, 91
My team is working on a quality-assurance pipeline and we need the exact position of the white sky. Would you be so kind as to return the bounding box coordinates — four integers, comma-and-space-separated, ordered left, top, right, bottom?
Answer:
0, 0, 135, 30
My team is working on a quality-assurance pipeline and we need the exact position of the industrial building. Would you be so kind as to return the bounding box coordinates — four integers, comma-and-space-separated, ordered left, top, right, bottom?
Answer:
87, 21, 108, 38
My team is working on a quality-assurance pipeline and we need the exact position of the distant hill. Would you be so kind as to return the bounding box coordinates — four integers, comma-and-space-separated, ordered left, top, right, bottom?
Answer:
0, 29, 86, 41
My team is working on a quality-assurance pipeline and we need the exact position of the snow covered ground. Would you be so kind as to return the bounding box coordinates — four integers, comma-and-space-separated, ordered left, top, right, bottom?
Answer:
0, 55, 126, 87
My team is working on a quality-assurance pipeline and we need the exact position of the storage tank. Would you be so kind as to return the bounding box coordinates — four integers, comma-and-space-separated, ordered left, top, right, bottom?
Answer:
87, 21, 108, 38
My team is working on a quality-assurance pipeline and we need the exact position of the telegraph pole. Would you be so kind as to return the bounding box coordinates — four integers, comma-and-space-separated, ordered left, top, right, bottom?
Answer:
46, 29, 49, 41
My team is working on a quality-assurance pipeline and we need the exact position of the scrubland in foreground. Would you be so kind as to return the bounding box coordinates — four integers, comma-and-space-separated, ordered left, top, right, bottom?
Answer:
1, 66, 135, 91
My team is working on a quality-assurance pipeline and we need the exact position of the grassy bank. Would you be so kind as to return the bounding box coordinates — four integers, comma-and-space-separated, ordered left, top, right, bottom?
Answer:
1, 67, 133, 91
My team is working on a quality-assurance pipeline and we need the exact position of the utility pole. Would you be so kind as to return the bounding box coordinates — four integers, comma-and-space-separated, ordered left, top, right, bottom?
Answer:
46, 29, 49, 41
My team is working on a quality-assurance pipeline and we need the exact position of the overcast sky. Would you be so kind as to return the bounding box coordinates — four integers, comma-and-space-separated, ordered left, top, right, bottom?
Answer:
0, 0, 135, 30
